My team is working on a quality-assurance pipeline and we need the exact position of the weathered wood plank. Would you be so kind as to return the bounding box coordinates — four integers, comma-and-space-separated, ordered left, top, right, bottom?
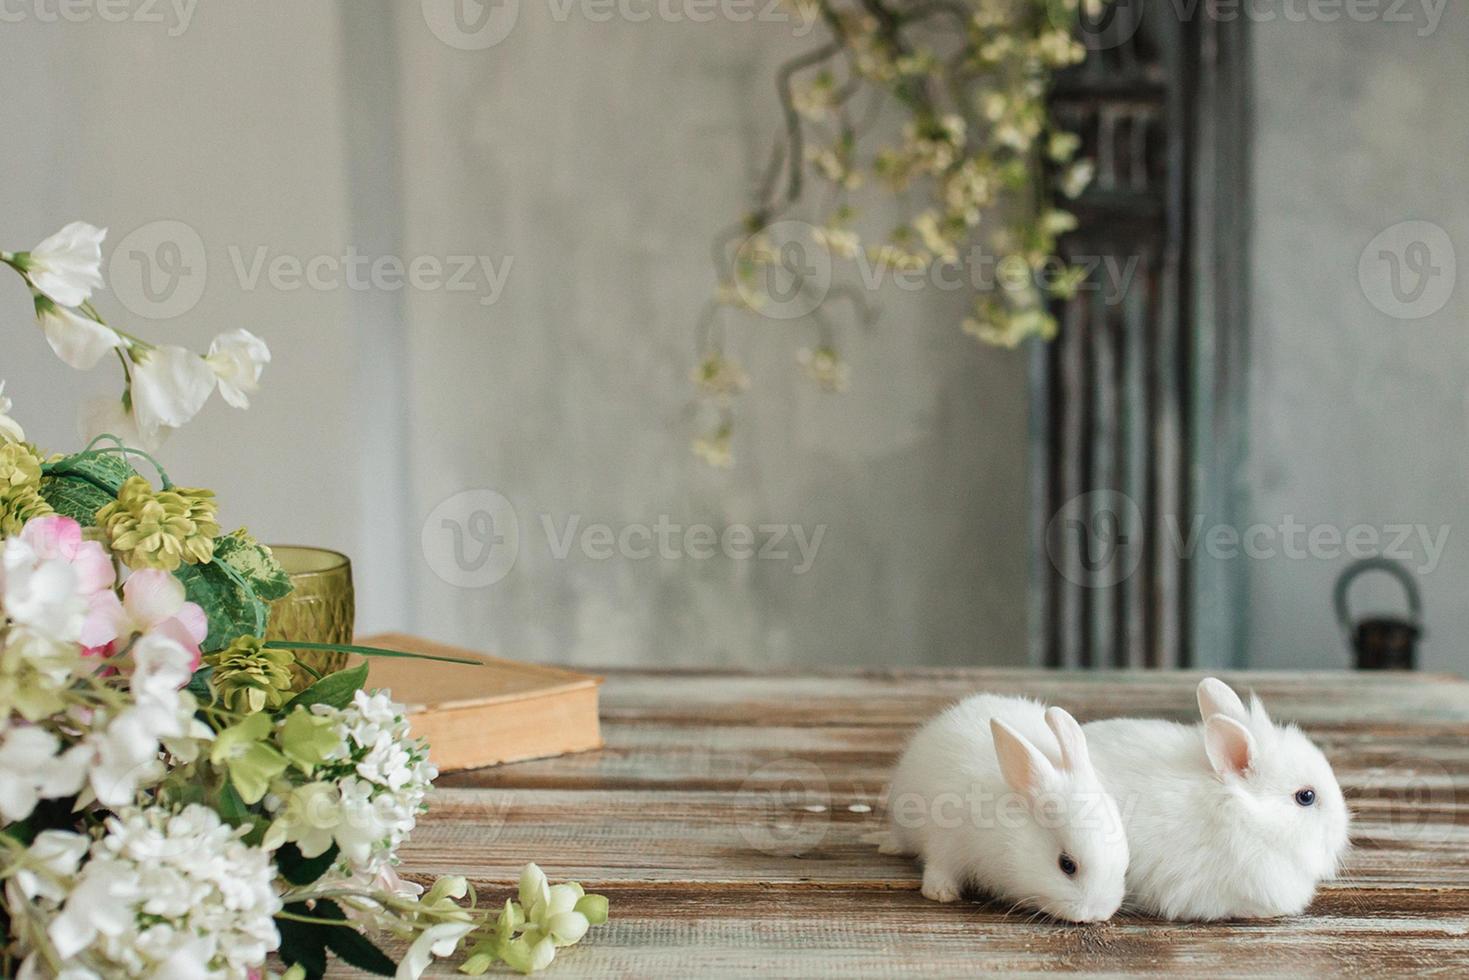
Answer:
373, 671, 1469, 978
345, 886, 1469, 978
399, 789, 1469, 890
439, 719, 1469, 797
591, 670, 1469, 727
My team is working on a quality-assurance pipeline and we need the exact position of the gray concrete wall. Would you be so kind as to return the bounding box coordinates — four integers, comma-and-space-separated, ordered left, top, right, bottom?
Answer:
391, 3, 1032, 668
1246, 11, 1469, 672
0, 2, 1033, 668
0, 3, 375, 617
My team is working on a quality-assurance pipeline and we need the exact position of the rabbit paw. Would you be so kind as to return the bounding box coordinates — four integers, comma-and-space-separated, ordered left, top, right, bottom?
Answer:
921, 866, 962, 903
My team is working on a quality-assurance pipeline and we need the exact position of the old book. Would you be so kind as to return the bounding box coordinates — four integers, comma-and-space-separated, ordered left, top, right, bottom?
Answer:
355, 633, 603, 773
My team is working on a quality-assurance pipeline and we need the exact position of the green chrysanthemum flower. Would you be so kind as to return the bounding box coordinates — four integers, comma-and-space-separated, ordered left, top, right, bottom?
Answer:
0, 484, 54, 536
205, 635, 296, 715
0, 441, 44, 490
0, 442, 53, 536
95, 475, 220, 570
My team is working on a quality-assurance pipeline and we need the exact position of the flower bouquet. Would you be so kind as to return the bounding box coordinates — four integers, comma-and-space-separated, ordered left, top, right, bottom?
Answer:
0, 224, 607, 978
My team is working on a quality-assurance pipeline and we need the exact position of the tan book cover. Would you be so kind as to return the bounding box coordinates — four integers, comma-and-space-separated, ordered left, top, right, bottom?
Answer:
355, 633, 603, 773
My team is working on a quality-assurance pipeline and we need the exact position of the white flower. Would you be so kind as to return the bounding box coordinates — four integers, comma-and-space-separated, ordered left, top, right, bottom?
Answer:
129, 346, 217, 437
338, 777, 395, 863
81, 395, 158, 453
691, 429, 734, 469
262, 780, 341, 858
1060, 159, 1096, 199
267, 691, 436, 877
45, 805, 281, 978
796, 347, 851, 393
128, 633, 198, 705
1042, 210, 1079, 236
79, 693, 195, 807
25, 221, 106, 307
0, 629, 85, 722
812, 226, 861, 259
690, 353, 750, 400
0, 536, 87, 643
0, 381, 24, 443
10, 830, 88, 904
205, 329, 271, 409
48, 858, 142, 960
396, 921, 475, 980
913, 210, 958, 265
0, 727, 88, 823
35, 298, 126, 371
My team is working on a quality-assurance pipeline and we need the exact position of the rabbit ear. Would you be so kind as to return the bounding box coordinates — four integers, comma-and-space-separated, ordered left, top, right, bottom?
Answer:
1198, 678, 1249, 725
1044, 706, 1092, 775
1248, 692, 1272, 726
992, 719, 1059, 798
1204, 714, 1257, 778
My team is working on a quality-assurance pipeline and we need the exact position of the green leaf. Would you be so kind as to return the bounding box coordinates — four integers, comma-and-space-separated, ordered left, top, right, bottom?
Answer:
279, 899, 397, 979
322, 916, 397, 976
186, 665, 214, 703
176, 531, 291, 652
277, 904, 330, 980
216, 780, 251, 828
215, 530, 293, 601
38, 452, 138, 525
2, 818, 37, 848
265, 640, 485, 667
177, 559, 268, 653
284, 662, 369, 712
276, 842, 340, 887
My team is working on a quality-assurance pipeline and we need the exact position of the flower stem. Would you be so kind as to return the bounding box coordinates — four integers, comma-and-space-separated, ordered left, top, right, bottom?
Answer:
274, 911, 363, 928
75, 439, 174, 488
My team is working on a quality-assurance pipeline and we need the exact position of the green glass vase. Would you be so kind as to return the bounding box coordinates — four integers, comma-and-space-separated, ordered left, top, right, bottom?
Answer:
264, 546, 355, 690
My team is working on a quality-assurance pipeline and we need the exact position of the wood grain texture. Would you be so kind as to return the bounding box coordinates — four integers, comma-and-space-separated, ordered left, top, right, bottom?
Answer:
359, 670, 1469, 977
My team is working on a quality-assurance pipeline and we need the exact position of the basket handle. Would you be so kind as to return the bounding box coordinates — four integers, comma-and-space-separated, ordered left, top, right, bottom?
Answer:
1334, 557, 1422, 646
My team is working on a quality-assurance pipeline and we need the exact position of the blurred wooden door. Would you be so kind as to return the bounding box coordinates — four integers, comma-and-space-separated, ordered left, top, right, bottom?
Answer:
1030, 0, 1248, 669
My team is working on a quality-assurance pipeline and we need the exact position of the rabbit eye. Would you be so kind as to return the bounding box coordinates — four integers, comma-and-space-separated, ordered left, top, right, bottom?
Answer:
1058, 854, 1078, 877
1295, 788, 1316, 807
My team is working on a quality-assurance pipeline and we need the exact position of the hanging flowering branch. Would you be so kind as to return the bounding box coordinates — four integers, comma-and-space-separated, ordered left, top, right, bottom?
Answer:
0, 222, 270, 450
693, 0, 1105, 465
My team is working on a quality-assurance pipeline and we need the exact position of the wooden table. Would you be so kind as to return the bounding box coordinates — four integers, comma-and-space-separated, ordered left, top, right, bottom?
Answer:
383, 669, 1469, 977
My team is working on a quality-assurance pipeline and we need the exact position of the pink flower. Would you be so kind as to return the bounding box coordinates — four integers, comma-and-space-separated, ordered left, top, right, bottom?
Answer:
83, 568, 207, 669
19, 515, 114, 596
19, 516, 116, 650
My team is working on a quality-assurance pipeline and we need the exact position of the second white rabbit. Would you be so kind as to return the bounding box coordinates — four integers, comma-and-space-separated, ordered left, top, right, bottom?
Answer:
1083, 678, 1351, 920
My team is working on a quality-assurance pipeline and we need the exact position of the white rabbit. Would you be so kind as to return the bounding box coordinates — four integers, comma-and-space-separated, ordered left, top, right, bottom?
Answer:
1083, 678, 1351, 920
884, 695, 1129, 922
